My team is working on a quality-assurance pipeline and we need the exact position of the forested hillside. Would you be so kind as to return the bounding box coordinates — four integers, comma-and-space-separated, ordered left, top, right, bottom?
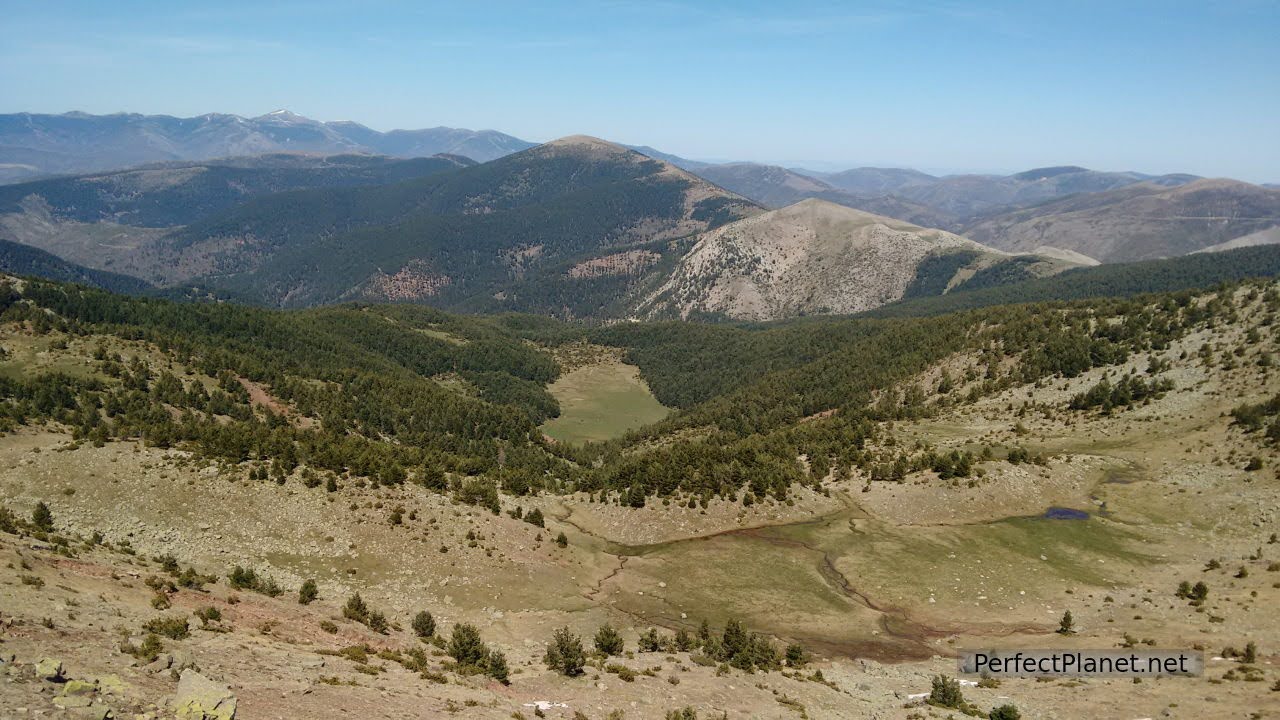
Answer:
0, 154, 473, 228
0, 239, 152, 294
871, 244, 1280, 317
7, 266, 1275, 509
162, 137, 758, 310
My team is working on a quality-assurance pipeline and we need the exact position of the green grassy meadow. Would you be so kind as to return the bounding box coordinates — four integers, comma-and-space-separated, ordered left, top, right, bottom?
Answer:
540, 359, 669, 444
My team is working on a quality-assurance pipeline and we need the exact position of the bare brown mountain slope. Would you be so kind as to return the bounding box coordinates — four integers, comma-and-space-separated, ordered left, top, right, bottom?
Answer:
963, 178, 1280, 262
637, 199, 1009, 321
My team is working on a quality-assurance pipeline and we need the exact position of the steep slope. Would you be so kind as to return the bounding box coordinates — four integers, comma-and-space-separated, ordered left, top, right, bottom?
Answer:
637, 199, 1015, 320
161, 136, 761, 309
0, 238, 152, 293
0, 111, 533, 181
963, 179, 1280, 261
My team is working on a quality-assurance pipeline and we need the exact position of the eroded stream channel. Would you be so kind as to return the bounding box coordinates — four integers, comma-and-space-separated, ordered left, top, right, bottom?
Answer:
553, 494, 1134, 662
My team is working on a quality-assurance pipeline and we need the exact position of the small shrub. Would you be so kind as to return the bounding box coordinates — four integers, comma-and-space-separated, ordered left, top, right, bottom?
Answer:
194, 606, 222, 628
143, 615, 190, 640
298, 579, 318, 605
928, 674, 965, 709
989, 704, 1021, 720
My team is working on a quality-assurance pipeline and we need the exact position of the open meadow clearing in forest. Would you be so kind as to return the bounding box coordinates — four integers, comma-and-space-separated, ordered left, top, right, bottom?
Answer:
540, 357, 670, 443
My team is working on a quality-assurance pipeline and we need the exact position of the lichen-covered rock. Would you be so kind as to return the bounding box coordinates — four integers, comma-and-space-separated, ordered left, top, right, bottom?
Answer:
60, 678, 98, 696
173, 670, 236, 720
34, 656, 64, 680
54, 693, 94, 709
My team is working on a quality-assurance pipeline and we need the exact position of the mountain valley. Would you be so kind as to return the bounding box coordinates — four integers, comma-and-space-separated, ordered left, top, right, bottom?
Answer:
0, 107, 1279, 720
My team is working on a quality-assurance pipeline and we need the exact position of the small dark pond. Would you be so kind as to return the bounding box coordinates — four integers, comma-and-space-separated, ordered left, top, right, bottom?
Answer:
1041, 506, 1090, 520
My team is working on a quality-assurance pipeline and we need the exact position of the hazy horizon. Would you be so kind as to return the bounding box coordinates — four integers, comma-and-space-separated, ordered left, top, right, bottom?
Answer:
2, 1, 1277, 182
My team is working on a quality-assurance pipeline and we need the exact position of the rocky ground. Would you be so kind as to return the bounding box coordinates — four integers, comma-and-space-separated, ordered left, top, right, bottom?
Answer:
3, 288, 1280, 718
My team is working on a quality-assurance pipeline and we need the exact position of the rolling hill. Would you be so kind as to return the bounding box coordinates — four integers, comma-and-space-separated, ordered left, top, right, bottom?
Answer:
635, 198, 1071, 321
0, 153, 473, 227
693, 162, 959, 228
962, 178, 1280, 261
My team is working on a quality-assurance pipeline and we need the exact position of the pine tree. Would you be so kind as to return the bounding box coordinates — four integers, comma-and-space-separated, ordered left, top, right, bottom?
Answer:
343, 593, 369, 623
448, 623, 487, 668
298, 579, 318, 605
31, 502, 53, 532
544, 626, 585, 676
412, 610, 436, 638
485, 648, 510, 684
785, 643, 808, 667
594, 624, 624, 656
1057, 610, 1075, 635
524, 507, 545, 527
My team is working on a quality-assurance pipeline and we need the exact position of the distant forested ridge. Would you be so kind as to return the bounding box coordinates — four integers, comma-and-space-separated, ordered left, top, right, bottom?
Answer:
871, 244, 1280, 318
0, 240, 152, 294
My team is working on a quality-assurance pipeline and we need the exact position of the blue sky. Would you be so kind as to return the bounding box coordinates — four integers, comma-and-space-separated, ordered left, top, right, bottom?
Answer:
2, 1, 1277, 180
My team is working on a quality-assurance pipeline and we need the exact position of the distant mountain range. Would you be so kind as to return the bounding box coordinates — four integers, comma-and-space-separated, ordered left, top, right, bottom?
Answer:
0, 110, 532, 182
682, 161, 1280, 264
962, 179, 1280, 262
0, 136, 1099, 321
1, 110, 1278, 321
0, 136, 761, 314
693, 161, 1204, 228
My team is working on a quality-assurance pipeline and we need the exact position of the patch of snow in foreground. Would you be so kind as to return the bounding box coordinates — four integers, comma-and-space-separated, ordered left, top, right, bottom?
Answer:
525, 701, 569, 711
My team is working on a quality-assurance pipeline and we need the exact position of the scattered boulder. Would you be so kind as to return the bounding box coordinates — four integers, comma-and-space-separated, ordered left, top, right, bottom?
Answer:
34, 657, 64, 681
60, 679, 98, 696
173, 670, 237, 720
143, 653, 174, 674
54, 693, 94, 709
145, 650, 196, 675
